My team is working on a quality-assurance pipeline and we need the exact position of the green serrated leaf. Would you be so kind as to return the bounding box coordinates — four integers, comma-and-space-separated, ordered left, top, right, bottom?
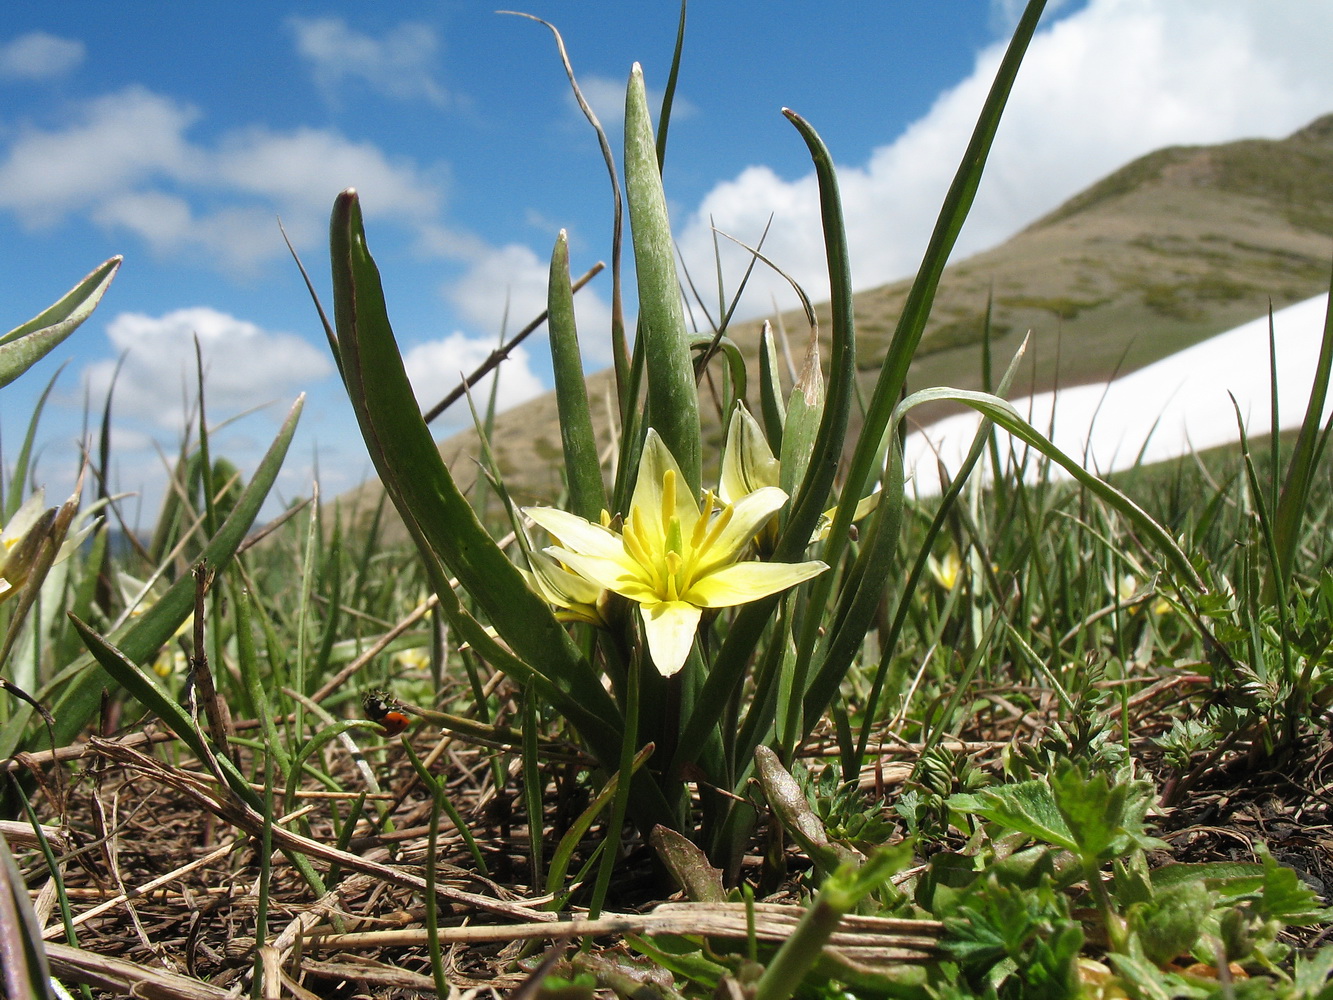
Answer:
951, 781, 1077, 853
1255, 845, 1331, 925
1128, 881, 1212, 967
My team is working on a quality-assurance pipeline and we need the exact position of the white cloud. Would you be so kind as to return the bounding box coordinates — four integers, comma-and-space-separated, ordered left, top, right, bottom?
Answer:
403, 331, 545, 422
82, 307, 334, 429
987, 0, 1076, 36
0, 32, 85, 81
444, 241, 616, 362
0, 86, 442, 272
288, 16, 449, 107
214, 126, 440, 221
0, 87, 199, 226
677, 0, 1333, 317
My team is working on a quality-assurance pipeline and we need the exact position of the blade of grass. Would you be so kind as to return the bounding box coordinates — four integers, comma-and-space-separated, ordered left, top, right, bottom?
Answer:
817, 0, 1050, 603
1267, 274, 1333, 600
402, 740, 489, 877
502, 11, 629, 410
544, 743, 655, 908
671, 105, 858, 775
26, 396, 305, 758
5, 366, 64, 521
0, 256, 120, 389
0, 829, 54, 1000
757, 322, 786, 451
654, 0, 687, 170
11, 783, 82, 998
893, 387, 1203, 589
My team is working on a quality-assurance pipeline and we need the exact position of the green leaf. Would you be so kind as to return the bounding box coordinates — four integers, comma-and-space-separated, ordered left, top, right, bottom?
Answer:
624, 64, 699, 492
1128, 881, 1212, 968
626, 934, 727, 989
756, 321, 785, 452
0, 832, 54, 1000
675, 106, 860, 773
0, 256, 120, 389
951, 781, 1077, 853
1254, 844, 1331, 926
890, 386, 1203, 591
67, 615, 263, 811
773, 109, 855, 560
12, 396, 305, 759
754, 846, 909, 1000
1269, 270, 1333, 601
831, 0, 1048, 559
1149, 861, 1265, 896
328, 199, 680, 828
328, 191, 616, 736
1050, 767, 1163, 864
547, 230, 607, 521
790, 0, 1048, 760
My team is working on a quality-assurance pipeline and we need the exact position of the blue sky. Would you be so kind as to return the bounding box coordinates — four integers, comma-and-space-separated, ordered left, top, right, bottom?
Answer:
3, 2, 1333, 523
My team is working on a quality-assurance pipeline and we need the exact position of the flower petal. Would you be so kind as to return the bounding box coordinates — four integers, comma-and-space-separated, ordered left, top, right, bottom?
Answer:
527, 550, 604, 609
550, 546, 659, 604
720, 405, 781, 504
0, 490, 47, 549
524, 506, 625, 561
640, 600, 701, 676
686, 559, 828, 608
691, 486, 789, 577
633, 429, 699, 528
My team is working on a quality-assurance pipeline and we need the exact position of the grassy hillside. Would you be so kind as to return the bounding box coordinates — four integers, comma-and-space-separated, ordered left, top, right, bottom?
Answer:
337, 114, 1333, 522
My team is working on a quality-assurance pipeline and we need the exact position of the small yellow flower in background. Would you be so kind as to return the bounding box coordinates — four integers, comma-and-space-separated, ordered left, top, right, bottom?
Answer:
928, 548, 962, 591
1116, 573, 1138, 604
153, 647, 189, 678
0, 490, 93, 604
393, 647, 431, 672
119, 570, 193, 668
525, 428, 828, 677
719, 404, 878, 548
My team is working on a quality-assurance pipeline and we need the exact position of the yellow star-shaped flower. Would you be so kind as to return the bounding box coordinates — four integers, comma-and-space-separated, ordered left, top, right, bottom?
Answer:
524, 429, 827, 676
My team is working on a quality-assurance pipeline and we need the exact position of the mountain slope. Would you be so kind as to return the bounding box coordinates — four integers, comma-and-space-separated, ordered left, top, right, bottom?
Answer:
337, 114, 1333, 522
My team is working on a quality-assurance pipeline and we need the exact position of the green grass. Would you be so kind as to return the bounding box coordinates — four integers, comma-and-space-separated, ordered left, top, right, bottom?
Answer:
7, 6, 1333, 999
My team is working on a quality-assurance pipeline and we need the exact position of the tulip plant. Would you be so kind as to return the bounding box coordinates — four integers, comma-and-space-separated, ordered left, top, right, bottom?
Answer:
323, 0, 1201, 869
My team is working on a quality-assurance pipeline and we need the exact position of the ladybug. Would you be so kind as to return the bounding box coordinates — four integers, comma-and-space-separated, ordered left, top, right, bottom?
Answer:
363, 689, 411, 737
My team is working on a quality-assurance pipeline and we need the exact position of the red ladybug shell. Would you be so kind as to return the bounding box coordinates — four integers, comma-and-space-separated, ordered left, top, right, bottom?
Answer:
377, 710, 410, 737
363, 690, 410, 736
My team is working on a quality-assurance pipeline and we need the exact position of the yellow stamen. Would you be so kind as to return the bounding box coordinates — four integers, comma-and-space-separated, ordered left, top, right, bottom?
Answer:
660, 469, 677, 535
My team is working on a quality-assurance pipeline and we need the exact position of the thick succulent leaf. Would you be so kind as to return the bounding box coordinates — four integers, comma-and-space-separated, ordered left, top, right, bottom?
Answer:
624, 66, 700, 491
328, 191, 620, 739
